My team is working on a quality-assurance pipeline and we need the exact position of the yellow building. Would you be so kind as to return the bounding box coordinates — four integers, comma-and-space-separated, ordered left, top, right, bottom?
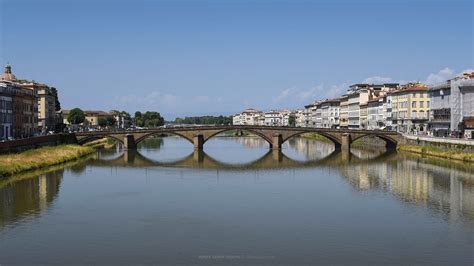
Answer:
22, 82, 57, 133
391, 83, 430, 134
62, 109, 113, 128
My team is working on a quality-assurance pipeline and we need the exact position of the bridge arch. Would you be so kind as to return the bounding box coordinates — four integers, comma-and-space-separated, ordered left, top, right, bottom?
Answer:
350, 133, 398, 149
134, 131, 194, 145
281, 131, 342, 149
202, 128, 273, 147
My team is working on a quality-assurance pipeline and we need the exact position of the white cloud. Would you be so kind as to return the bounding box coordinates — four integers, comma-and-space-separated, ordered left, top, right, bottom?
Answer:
360, 67, 470, 87
424, 67, 455, 85
273, 88, 295, 103
270, 83, 348, 109
362, 76, 394, 84
459, 69, 474, 75
327, 83, 349, 98
296, 86, 323, 101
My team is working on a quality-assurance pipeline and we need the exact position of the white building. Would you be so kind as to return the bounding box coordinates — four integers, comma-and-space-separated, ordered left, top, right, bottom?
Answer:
264, 111, 282, 126
295, 109, 307, 127
367, 96, 389, 130
339, 95, 349, 128
346, 83, 397, 129
232, 114, 242, 125
304, 103, 317, 127
320, 99, 340, 128
232, 108, 262, 125
347, 90, 361, 129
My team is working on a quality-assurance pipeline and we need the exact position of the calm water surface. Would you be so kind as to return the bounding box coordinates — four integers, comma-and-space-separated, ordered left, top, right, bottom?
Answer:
0, 136, 473, 265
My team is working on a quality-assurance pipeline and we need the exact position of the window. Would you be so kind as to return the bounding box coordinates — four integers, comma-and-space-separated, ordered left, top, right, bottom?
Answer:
412, 101, 416, 108
420, 101, 424, 108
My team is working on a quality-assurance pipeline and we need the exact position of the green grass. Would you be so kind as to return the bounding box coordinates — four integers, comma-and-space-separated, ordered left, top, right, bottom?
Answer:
301, 133, 332, 142
84, 137, 118, 149
397, 144, 474, 163
0, 145, 95, 178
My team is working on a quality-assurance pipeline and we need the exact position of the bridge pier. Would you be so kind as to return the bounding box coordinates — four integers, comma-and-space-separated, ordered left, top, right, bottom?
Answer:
194, 134, 204, 150
124, 134, 137, 150
271, 149, 283, 161
123, 150, 136, 163
193, 150, 205, 163
386, 141, 397, 150
341, 133, 351, 152
271, 134, 283, 150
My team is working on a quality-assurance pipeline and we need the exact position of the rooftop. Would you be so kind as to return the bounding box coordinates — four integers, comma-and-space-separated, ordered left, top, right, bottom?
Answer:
0, 64, 17, 81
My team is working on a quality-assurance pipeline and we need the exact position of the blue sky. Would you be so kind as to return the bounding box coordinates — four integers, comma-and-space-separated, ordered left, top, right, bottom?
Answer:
1, 0, 472, 119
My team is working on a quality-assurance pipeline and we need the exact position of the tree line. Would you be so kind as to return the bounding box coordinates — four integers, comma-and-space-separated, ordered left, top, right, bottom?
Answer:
134, 111, 165, 127
173, 115, 232, 125
66, 109, 233, 128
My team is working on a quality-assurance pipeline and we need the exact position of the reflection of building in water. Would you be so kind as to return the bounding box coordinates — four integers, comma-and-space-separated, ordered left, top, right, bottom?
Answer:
339, 158, 474, 223
0, 169, 63, 228
285, 137, 335, 160
233, 137, 268, 149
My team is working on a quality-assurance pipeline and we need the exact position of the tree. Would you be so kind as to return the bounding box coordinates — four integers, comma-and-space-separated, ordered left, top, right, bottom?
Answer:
133, 111, 164, 127
67, 108, 85, 125
51, 87, 61, 111
106, 116, 116, 126
173, 115, 232, 125
98, 117, 108, 128
288, 116, 296, 127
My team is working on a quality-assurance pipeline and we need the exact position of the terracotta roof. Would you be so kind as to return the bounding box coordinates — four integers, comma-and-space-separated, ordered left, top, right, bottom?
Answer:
392, 83, 428, 94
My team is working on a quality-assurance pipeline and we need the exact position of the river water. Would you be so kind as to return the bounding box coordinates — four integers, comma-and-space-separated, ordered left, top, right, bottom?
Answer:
0, 136, 473, 265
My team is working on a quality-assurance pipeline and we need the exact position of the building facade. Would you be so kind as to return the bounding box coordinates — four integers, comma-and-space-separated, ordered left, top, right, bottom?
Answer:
339, 95, 349, 129
391, 83, 430, 134
367, 97, 386, 130
13, 83, 38, 138
319, 99, 340, 128
22, 82, 57, 133
264, 111, 282, 126
233, 108, 262, 126
0, 81, 15, 140
429, 72, 474, 138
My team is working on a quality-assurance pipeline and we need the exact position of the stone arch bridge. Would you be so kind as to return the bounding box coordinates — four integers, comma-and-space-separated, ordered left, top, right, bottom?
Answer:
74, 125, 403, 151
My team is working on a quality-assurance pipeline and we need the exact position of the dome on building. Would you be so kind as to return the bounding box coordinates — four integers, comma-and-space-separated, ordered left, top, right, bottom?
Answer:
0, 64, 17, 81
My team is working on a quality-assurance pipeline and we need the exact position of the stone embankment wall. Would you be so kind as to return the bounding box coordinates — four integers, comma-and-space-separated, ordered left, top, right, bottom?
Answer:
402, 135, 474, 152
0, 134, 77, 154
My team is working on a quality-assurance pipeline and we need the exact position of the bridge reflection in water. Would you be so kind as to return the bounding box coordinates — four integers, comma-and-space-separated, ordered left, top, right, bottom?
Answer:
0, 137, 473, 230
91, 148, 398, 170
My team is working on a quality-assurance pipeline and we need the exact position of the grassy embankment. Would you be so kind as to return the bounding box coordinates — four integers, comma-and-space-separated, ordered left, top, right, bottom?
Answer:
301, 133, 332, 142
0, 145, 95, 178
0, 156, 92, 188
84, 137, 117, 149
397, 144, 474, 163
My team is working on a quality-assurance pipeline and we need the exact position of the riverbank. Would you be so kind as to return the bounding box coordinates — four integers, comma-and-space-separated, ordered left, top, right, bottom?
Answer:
84, 137, 117, 149
0, 145, 95, 178
397, 144, 474, 163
